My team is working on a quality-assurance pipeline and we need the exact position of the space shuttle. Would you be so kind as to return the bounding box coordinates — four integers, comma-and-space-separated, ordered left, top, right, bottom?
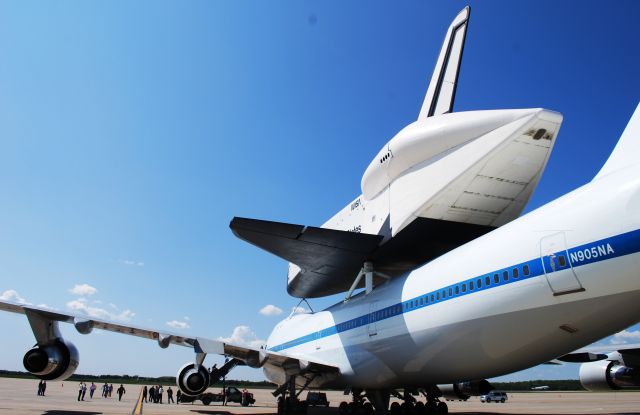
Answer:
231, 7, 563, 298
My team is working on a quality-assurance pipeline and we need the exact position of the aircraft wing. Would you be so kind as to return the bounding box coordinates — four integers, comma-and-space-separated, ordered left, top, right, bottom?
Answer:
0, 300, 340, 377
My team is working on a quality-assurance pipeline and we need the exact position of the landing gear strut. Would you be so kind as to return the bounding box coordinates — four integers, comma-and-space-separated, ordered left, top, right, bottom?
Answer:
275, 376, 310, 415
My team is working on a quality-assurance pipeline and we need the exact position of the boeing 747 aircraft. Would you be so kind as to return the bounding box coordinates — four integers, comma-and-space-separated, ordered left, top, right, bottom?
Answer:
1, 7, 639, 415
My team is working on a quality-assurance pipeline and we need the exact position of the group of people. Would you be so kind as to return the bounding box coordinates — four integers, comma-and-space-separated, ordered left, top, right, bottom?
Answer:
142, 385, 175, 404
36, 380, 46, 396
72, 382, 124, 401
76, 382, 98, 401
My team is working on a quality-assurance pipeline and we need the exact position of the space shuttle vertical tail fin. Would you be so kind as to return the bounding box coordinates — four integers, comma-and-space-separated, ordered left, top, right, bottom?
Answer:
418, 6, 470, 120
594, 103, 640, 180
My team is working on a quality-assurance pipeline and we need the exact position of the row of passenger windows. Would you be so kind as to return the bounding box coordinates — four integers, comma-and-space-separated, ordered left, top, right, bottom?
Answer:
403, 264, 531, 311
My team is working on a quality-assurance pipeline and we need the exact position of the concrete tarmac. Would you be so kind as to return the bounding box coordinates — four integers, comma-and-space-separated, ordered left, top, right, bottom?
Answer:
1, 378, 639, 415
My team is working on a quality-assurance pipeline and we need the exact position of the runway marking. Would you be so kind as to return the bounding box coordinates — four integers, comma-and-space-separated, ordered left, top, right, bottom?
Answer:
131, 387, 144, 415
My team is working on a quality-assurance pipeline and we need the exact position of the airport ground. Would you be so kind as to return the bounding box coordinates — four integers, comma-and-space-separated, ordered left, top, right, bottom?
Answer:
1, 378, 639, 415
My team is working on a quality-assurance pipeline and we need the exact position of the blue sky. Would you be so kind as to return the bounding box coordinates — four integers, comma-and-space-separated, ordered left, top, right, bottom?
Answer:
0, 0, 639, 383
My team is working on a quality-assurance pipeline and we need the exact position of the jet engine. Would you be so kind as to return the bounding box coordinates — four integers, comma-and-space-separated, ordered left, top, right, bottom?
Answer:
579, 361, 640, 391
23, 339, 79, 381
437, 380, 493, 401
177, 363, 211, 396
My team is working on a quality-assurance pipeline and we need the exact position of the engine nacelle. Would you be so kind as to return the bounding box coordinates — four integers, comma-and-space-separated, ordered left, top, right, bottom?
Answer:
177, 363, 211, 396
23, 339, 79, 381
438, 380, 493, 401
580, 361, 640, 391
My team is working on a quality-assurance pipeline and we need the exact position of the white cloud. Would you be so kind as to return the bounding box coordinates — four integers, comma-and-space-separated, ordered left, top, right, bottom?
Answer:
610, 329, 640, 344
66, 298, 134, 322
0, 290, 31, 305
37, 304, 56, 311
259, 304, 283, 316
166, 320, 191, 330
219, 326, 265, 348
69, 284, 97, 297
119, 259, 144, 267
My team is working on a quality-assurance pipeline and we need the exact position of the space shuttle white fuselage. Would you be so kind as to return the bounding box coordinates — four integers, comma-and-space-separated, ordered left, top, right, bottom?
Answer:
285, 7, 563, 297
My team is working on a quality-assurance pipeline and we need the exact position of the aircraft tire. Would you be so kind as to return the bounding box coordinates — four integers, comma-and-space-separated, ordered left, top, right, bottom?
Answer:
436, 402, 448, 414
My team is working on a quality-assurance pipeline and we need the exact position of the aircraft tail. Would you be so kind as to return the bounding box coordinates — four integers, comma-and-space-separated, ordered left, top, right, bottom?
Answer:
417, 6, 470, 120
594, 103, 640, 180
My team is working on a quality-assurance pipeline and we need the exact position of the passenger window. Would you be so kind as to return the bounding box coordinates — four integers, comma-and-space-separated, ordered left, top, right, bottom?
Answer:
558, 255, 567, 267
462, 283, 467, 293
455, 286, 459, 295
470, 281, 474, 290
448, 288, 452, 296
420, 298, 424, 305
477, 278, 482, 288
485, 276, 491, 285
431, 294, 434, 302
503, 271, 509, 281
513, 268, 519, 278
443, 290, 447, 298
436, 292, 440, 300
494, 274, 499, 284
523, 264, 530, 276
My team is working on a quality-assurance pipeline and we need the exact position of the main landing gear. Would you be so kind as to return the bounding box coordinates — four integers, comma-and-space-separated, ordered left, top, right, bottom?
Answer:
337, 388, 447, 415
275, 375, 313, 415
338, 388, 375, 415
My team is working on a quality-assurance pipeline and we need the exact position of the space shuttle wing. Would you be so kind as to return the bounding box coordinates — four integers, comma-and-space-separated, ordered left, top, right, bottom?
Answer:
230, 217, 383, 287
231, 216, 494, 298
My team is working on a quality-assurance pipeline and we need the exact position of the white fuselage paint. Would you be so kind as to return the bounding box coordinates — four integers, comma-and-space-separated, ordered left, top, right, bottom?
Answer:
266, 163, 640, 389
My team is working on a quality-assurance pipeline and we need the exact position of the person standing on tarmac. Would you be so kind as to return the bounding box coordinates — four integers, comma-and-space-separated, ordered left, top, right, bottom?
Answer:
117, 384, 126, 401
81, 383, 87, 401
167, 387, 174, 404
89, 382, 96, 399
158, 385, 163, 404
142, 386, 148, 403
77, 383, 83, 401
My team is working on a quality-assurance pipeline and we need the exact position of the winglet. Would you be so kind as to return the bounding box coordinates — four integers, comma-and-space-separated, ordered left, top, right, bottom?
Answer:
418, 6, 470, 119
594, 102, 640, 180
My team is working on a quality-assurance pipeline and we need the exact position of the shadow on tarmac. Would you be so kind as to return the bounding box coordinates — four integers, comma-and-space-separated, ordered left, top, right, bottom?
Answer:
42, 411, 102, 415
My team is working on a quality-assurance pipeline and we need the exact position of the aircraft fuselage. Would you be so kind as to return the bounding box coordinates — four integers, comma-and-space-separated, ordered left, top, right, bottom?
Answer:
265, 163, 640, 388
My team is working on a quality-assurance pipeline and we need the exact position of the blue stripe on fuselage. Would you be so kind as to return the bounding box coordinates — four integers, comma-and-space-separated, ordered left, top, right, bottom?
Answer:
269, 229, 640, 352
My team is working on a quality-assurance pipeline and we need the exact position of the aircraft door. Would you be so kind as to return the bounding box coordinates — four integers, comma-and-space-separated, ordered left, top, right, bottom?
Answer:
540, 232, 585, 296
368, 301, 378, 337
